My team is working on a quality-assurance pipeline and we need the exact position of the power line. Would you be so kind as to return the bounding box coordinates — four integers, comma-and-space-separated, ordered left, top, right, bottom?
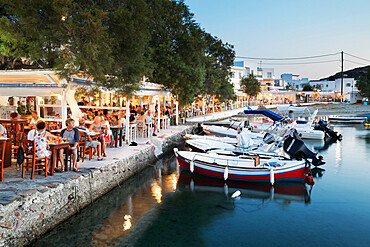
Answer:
235, 52, 340, 61
344, 52, 370, 62
260, 59, 339, 65
345, 59, 367, 66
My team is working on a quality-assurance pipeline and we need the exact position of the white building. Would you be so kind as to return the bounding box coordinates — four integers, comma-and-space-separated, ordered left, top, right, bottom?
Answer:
281, 73, 309, 90
310, 78, 362, 103
230, 61, 250, 91
310, 78, 357, 93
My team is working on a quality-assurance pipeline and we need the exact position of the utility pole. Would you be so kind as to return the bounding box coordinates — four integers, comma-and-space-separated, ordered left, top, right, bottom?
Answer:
341, 51, 344, 102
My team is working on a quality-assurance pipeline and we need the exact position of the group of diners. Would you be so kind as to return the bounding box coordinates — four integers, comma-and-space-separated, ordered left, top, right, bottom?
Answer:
80, 104, 174, 138
25, 117, 107, 174
0, 103, 174, 177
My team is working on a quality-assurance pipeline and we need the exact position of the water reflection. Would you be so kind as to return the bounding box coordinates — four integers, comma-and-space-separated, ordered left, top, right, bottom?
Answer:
310, 167, 326, 179
31, 153, 180, 247
178, 172, 311, 204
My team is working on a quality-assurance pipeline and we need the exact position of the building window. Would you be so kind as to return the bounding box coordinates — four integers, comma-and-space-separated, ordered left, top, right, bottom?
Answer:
239, 72, 242, 78
346, 83, 351, 87
326, 85, 328, 87
232, 73, 235, 78
267, 72, 272, 78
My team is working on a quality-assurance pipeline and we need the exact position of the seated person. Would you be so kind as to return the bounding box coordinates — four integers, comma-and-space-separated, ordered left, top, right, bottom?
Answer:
78, 119, 104, 161
0, 123, 6, 138
60, 119, 80, 172
89, 116, 106, 157
129, 113, 136, 124
110, 115, 120, 126
145, 110, 157, 136
137, 111, 148, 125
87, 109, 95, 120
28, 121, 60, 173
29, 111, 44, 129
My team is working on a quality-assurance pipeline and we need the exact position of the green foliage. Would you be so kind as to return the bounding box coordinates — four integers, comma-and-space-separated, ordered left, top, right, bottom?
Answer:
356, 68, 370, 99
0, 0, 235, 104
303, 85, 314, 91
202, 33, 235, 102
147, 0, 207, 105
240, 74, 261, 98
17, 105, 25, 115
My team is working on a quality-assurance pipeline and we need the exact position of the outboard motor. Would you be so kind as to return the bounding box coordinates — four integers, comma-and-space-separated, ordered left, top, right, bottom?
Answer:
283, 136, 325, 166
314, 120, 342, 141
196, 123, 204, 135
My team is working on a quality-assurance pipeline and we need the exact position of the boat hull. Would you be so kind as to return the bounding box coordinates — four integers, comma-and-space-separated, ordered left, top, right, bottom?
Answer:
175, 151, 309, 183
328, 117, 365, 124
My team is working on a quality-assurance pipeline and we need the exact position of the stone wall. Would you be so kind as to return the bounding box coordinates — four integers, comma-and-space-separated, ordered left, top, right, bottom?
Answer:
0, 126, 194, 247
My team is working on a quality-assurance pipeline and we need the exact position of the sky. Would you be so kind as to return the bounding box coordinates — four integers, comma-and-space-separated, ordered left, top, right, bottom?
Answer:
185, 0, 370, 80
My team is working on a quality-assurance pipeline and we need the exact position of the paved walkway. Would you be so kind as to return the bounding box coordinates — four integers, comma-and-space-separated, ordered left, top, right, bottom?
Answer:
0, 125, 191, 206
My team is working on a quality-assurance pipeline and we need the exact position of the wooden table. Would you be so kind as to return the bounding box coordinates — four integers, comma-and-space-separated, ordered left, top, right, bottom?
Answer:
49, 142, 70, 176
110, 126, 123, 147
0, 138, 12, 168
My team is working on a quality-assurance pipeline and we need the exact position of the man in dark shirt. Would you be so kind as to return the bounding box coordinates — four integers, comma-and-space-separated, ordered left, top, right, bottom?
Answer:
60, 119, 80, 172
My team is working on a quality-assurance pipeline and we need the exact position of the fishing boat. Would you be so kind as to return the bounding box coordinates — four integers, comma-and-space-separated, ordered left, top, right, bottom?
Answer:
174, 149, 310, 184
328, 116, 366, 124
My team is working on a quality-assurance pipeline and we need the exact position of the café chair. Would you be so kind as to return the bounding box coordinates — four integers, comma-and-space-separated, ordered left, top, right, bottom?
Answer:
21, 139, 48, 179
79, 132, 92, 162
0, 140, 6, 182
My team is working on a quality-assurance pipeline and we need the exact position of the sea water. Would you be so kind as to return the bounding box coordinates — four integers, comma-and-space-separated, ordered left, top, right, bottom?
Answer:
31, 125, 370, 247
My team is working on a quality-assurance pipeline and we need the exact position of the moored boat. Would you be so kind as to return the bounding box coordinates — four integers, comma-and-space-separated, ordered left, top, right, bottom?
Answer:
328, 116, 366, 124
174, 149, 310, 184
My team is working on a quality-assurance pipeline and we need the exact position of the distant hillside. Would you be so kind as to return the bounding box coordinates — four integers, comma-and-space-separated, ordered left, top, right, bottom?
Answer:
319, 65, 370, 81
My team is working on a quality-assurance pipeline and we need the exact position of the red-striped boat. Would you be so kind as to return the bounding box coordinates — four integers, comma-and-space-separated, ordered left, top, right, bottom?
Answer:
174, 148, 310, 184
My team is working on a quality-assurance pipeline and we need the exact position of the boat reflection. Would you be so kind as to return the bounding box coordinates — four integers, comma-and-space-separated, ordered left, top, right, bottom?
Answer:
310, 167, 325, 179
177, 172, 311, 204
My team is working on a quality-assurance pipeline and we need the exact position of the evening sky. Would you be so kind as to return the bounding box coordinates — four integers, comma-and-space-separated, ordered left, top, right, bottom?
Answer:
185, 0, 370, 80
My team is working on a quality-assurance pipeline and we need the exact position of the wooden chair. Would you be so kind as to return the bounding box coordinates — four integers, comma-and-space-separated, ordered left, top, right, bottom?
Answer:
21, 139, 48, 179
79, 132, 92, 162
0, 140, 6, 182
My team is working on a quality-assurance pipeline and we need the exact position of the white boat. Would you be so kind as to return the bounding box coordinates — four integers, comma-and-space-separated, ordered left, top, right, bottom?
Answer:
202, 125, 264, 140
328, 116, 366, 124
186, 139, 236, 153
184, 134, 238, 145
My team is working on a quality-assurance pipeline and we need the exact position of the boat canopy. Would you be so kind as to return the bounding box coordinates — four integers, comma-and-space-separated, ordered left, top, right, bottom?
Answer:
242, 110, 284, 122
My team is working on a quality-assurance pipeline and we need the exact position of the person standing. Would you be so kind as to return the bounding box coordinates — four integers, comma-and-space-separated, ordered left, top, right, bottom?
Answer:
60, 119, 80, 172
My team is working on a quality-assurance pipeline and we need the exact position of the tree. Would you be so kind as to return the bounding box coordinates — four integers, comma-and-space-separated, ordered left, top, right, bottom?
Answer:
0, 0, 112, 82
104, 0, 153, 97
147, 0, 206, 105
202, 33, 235, 102
356, 68, 370, 99
303, 85, 314, 91
240, 74, 261, 101
0, 0, 150, 96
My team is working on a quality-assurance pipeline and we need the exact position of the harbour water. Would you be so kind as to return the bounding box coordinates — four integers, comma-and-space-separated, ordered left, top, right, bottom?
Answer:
32, 125, 370, 247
